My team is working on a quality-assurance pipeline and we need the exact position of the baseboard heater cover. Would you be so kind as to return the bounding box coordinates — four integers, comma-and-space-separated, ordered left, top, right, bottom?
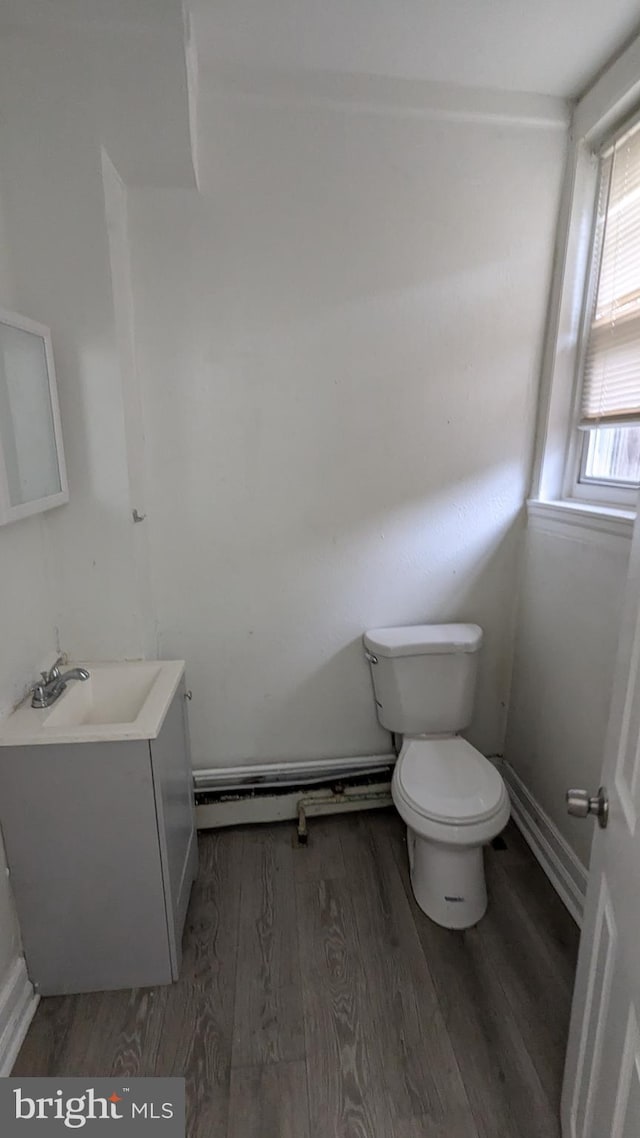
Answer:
193, 752, 396, 794
195, 765, 395, 830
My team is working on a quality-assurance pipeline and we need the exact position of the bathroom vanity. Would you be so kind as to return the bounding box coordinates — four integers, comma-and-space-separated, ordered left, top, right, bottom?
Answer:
0, 661, 197, 995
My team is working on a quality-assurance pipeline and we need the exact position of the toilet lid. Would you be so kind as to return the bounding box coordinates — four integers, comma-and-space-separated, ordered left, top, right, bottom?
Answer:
396, 737, 505, 825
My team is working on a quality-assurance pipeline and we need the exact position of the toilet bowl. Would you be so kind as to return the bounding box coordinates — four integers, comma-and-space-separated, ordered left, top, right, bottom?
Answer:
392, 736, 510, 928
363, 622, 510, 929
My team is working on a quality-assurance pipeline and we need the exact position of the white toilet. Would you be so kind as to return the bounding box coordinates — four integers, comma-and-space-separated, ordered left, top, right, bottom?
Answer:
363, 623, 510, 929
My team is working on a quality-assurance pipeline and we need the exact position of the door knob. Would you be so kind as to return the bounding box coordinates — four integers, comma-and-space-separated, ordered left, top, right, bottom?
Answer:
566, 786, 609, 828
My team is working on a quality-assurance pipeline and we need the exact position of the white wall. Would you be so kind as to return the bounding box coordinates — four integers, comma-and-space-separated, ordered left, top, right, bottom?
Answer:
0, 174, 49, 997
0, 13, 195, 668
0, 18, 570, 791
127, 89, 567, 769
0, 8, 193, 1031
0, 35, 146, 664
504, 519, 630, 867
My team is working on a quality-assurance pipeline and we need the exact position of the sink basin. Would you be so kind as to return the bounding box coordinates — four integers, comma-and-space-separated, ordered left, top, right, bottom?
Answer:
45, 664, 162, 728
0, 660, 186, 745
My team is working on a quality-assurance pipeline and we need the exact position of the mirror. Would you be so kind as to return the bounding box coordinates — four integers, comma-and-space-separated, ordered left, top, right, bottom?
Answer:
0, 308, 68, 525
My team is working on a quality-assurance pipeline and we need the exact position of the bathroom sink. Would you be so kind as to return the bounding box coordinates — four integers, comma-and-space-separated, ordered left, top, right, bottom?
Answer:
45, 663, 162, 727
0, 660, 186, 745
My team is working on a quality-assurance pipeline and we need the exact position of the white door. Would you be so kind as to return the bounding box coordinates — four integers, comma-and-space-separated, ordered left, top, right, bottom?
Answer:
562, 510, 640, 1138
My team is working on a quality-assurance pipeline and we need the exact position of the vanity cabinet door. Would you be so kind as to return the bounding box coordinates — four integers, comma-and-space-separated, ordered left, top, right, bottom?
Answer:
0, 740, 173, 995
149, 681, 197, 977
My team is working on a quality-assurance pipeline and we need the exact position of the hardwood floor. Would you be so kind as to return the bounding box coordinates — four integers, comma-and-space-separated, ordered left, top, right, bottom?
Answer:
13, 810, 579, 1138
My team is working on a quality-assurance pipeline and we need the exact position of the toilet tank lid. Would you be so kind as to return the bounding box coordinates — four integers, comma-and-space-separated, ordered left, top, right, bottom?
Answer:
363, 623, 483, 658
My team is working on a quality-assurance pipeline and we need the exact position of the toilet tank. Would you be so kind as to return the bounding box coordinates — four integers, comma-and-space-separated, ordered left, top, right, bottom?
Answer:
363, 624, 483, 736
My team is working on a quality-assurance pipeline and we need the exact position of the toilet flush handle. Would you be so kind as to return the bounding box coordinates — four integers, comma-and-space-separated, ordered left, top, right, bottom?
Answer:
364, 650, 378, 665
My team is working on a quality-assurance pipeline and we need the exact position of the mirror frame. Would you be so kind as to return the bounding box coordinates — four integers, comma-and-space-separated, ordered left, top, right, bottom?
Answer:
0, 307, 68, 526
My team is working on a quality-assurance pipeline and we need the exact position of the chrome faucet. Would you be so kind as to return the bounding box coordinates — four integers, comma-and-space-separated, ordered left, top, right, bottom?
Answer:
31, 656, 90, 709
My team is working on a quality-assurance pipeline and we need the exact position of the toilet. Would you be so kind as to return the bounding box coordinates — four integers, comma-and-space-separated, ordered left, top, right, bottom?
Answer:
363, 623, 510, 929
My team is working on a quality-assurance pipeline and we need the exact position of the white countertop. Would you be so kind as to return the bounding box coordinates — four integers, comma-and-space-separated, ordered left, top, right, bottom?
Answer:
0, 660, 186, 746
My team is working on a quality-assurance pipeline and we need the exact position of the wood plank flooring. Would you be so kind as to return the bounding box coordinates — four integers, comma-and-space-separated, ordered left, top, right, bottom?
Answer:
13, 810, 579, 1138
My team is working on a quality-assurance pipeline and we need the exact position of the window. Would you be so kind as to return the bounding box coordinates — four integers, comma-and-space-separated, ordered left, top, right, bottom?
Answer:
569, 117, 640, 505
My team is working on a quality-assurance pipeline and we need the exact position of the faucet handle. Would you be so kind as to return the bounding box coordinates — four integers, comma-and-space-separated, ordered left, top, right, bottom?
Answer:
46, 655, 66, 683
31, 683, 47, 709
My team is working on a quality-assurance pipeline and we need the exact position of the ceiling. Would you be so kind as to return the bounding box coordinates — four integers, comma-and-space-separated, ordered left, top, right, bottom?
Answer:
1, 1, 639, 101
0, 0, 183, 37
187, 0, 640, 99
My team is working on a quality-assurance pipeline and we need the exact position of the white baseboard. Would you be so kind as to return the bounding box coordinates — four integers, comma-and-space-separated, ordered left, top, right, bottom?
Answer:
0, 956, 38, 1076
499, 759, 588, 926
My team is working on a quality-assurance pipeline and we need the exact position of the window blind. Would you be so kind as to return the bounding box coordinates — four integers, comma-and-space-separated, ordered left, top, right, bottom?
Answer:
581, 121, 640, 426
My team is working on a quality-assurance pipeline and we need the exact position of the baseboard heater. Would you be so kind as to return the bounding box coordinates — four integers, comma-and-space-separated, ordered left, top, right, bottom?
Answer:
194, 753, 395, 831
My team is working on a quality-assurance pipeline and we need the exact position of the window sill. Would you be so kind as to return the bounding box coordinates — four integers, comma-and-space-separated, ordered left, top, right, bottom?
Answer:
527, 498, 635, 541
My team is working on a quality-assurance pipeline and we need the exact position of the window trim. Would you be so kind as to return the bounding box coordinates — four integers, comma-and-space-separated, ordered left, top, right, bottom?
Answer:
578, 428, 640, 499
531, 32, 640, 525
561, 122, 640, 509
564, 420, 640, 508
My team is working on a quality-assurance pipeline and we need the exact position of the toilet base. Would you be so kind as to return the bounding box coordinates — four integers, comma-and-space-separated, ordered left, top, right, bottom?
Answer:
407, 827, 487, 929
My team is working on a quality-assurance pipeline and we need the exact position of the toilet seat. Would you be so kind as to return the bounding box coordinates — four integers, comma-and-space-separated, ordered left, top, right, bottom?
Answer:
397, 736, 505, 823
392, 736, 510, 846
